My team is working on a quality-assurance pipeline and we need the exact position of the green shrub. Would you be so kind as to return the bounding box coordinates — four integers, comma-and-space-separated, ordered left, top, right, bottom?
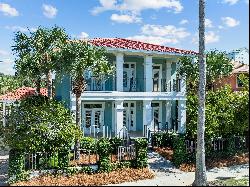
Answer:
80, 137, 97, 151
109, 137, 122, 154
58, 149, 69, 168
8, 149, 28, 184
2, 95, 82, 153
97, 138, 112, 172
172, 134, 187, 167
135, 138, 148, 168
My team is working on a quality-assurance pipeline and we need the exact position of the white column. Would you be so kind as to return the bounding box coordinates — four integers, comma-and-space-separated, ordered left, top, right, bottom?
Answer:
143, 100, 153, 137
177, 100, 186, 134
144, 56, 153, 92
116, 53, 124, 92
166, 62, 172, 92
115, 100, 124, 137
165, 101, 171, 130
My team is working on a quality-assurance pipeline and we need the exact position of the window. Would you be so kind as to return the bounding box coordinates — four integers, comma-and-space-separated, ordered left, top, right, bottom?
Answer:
236, 75, 244, 88
84, 104, 103, 108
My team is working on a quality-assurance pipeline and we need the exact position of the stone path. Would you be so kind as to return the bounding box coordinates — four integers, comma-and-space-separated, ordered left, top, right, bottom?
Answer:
108, 150, 249, 186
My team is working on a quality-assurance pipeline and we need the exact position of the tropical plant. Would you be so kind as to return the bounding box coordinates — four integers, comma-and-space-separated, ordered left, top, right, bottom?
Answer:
12, 26, 69, 97
194, 0, 207, 185
55, 40, 114, 159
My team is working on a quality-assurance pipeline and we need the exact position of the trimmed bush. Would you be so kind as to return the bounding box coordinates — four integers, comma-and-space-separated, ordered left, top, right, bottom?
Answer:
80, 137, 97, 151
172, 134, 187, 167
134, 138, 148, 168
97, 138, 112, 172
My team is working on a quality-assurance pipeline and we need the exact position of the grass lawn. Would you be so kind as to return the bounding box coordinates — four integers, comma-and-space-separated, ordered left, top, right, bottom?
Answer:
208, 177, 249, 186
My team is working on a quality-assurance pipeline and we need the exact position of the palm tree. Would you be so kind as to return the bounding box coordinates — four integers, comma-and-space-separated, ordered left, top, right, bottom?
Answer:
12, 26, 68, 98
56, 40, 114, 159
193, 0, 207, 186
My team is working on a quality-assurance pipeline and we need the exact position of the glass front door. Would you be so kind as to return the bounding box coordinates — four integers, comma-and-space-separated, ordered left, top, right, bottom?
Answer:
123, 63, 136, 92
153, 65, 161, 92
152, 102, 161, 132
123, 102, 136, 131
82, 104, 104, 136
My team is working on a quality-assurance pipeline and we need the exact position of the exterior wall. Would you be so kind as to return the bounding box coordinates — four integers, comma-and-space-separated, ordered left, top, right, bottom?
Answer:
54, 74, 71, 109
213, 73, 247, 92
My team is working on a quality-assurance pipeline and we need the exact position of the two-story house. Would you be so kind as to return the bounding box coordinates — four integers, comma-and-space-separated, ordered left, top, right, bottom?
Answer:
55, 38, 197, 139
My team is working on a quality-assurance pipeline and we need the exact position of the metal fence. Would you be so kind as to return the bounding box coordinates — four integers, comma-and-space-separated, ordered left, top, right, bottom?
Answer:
185, 136, 248, 154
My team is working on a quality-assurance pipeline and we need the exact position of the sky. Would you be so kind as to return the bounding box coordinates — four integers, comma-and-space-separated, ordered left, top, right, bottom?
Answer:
0, 0, 249, 75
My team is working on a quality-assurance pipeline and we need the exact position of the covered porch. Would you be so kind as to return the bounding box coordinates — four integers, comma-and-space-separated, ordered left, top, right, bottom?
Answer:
80, 99, 186, 139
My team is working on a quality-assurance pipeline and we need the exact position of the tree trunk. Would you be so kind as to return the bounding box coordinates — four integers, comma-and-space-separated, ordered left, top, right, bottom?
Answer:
72, 76, 86, 160
36, 77, 41, 95
74, 92, 81, 160
193, 0, 207, 186
47, 70, 53, 99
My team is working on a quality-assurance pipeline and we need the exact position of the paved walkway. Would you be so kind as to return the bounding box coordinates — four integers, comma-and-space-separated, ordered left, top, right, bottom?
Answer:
108, 150, 249, 186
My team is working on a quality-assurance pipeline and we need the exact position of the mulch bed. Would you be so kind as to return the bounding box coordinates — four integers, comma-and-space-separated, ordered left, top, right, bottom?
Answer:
154, 147, 249, 172
12, 168, 154, 186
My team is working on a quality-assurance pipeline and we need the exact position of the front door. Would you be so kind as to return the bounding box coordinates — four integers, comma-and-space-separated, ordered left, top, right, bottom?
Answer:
152, 102, 161, 132
153, 65, 162, 92
82, 103, 104, 136
123, 63, 136, 92
123, 102, 136, 131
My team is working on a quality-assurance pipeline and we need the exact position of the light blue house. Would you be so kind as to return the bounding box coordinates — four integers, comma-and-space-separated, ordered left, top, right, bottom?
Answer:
55, 38, 197, 138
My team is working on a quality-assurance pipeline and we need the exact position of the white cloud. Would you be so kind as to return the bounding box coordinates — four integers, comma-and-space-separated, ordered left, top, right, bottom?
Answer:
110, 13, 141, 23
91, 0, 183, 15
141, 24, 190, 39
5, 25, 37, 32
42, 4, 57, 18
127, 24, 190, 45
0, 49, 9, 56
223, 0, 239, 5
205, 18, 213, 28
221, 17, 240, 27
192, 31, 220, 44
0, 3, 19, 16
179, 19, 188, 25
79, 32, 89, 39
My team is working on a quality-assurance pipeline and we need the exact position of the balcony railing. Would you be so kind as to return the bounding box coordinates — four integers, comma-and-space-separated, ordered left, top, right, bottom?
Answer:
153, 78, 182, 92
71, 76, 182, 92
123, 78, 144, 92
85, 76, 116, 91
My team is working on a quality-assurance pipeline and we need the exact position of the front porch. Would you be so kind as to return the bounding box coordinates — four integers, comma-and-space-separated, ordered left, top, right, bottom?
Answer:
80, 99, 186, 139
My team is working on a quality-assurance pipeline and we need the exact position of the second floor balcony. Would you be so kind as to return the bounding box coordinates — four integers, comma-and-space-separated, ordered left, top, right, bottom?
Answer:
80, 76, 182, 92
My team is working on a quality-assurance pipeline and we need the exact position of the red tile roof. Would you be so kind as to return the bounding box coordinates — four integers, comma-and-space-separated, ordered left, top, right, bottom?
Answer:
0, 87, 47, 101
89, 38, 198, 55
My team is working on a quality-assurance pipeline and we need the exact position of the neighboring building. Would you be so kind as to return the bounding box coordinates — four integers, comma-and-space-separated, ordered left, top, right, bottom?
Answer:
227, 48, 249, 65
0, 87, 47, 127
213, 61, 249, 92
55, 38, 197, 138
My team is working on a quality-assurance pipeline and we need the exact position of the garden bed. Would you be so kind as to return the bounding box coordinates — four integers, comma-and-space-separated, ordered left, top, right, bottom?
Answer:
12, 168, 154, 186
154, 147, 249, 172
